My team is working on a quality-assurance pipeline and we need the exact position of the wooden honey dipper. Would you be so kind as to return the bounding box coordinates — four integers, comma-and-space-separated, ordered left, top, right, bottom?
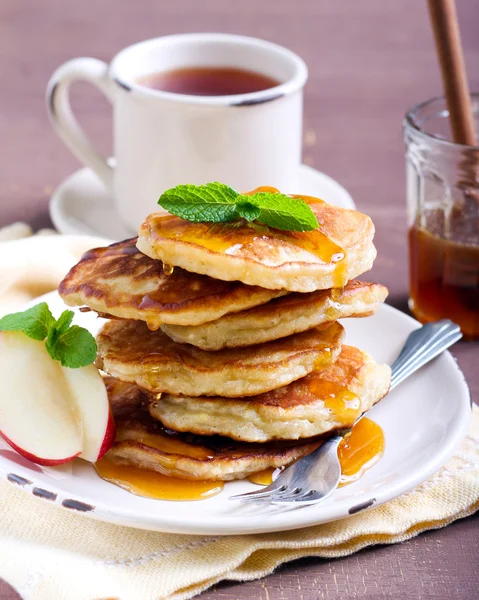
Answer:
427, 0, 477, 147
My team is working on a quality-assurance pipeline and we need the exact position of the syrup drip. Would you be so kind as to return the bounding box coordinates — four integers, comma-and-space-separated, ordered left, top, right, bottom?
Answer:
248, 467, 284, 485
289, 191, 347, 289
307, 378, 362, 426
329, 287, 344, 303
312, 347, 333, 371
162, 263, 174, 276
338, 418, 385, 485
152, 187, 348, 288
248, 418, 385, 488
95, 457, 223, 501
134, 432, 214, 460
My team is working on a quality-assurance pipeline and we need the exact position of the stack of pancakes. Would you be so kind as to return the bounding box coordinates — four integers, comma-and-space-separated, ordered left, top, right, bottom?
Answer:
59, 197, 391, 483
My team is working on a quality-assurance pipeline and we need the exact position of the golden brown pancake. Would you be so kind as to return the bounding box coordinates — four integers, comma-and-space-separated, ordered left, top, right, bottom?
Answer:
137, 196, 376, 292
58, 238, 285, 329
103, 377, 320, 481
96, 319, 344, 397
149, 346, 391, 442
162, 281, 388, 350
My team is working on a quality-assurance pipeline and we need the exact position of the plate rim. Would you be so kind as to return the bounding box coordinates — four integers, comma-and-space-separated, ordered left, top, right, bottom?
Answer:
0, 296, 472, 535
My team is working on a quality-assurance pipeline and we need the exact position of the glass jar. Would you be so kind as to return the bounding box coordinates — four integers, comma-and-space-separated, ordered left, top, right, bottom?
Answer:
404, 95, 479, 340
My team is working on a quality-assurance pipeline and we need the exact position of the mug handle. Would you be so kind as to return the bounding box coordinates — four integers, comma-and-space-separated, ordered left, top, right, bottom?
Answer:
46, 58, 115, 192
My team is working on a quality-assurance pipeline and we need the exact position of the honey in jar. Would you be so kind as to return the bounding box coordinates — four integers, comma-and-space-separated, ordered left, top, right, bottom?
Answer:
408, 225, 479, 339
404, 94, 479, 340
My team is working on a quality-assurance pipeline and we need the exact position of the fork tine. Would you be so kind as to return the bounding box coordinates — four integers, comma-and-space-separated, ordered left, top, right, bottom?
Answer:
232, 484, 335, 505
271, 487, 303, 501
237, 490, 311, 505
272, 489, 333, 504
228, 485, 286, 501
231, 490, 283, 503
243, 486, 331, 505
233, 495, 274, 504
234, 486, 302, 504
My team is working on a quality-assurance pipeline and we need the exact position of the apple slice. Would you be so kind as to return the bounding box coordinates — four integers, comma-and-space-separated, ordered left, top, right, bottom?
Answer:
0, 331, 82, 465
0, 331, 116, 466
62, 365, 115, 462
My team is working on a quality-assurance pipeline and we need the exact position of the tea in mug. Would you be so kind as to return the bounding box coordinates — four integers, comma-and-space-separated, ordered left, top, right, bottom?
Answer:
136, 66, 280, 96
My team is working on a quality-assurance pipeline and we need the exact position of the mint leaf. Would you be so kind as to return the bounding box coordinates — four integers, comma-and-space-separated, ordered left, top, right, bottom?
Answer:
45, 310, 75, 359
158, 182, 240, 223
0, 302, 55, 341
156, 183, 320, 232
55, 310, 74, 333
0, 302, 97, 368
235, 201, 261, 222
46, 325, 97, 368
241, 192, 319, 232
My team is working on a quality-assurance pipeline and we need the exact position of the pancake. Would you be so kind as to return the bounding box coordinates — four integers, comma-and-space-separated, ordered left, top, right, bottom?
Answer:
103, 377, 320, 481
96, 319, 344, 397
58, 238, 285, 329
137, 195, 376, 292
162, 281, 388, 350
149, 346, 391, 442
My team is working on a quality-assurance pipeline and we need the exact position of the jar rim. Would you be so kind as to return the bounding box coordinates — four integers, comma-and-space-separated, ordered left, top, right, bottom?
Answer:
404, 94, 479, 151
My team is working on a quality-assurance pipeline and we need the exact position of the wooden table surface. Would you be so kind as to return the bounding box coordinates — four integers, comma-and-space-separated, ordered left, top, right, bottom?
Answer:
1, 0, 478, 598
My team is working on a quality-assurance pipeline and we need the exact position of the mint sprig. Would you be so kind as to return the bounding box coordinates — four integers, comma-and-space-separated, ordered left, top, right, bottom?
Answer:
158, 182, 238, 223
0, 302, 97, 368
0, 302, 55, 340
158, 183, 319, 232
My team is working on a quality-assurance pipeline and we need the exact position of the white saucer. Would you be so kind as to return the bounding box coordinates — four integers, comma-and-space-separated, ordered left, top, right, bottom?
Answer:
50, 165, 355, 240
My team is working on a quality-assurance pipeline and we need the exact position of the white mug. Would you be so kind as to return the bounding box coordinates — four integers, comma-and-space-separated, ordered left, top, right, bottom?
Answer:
47, 33, 308, 232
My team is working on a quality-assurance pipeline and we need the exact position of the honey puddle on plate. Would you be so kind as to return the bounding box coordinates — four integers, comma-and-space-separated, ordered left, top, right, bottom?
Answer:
338, 417, 385, 486
95, 458, 224, 501
152, 187, 348, 288
95, 427, 224, 501
248, 418, 385, 488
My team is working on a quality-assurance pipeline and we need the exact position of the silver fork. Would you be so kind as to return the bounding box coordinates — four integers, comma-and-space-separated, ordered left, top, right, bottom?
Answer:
229, 319, 462, 505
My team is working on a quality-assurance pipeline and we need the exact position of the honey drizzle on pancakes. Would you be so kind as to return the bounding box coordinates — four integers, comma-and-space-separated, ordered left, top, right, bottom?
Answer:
133, 432, 214, 460
248, 373, 382, 488
95, 369, 384, 499
307, 378, 362, 425
152, 187, 348, 288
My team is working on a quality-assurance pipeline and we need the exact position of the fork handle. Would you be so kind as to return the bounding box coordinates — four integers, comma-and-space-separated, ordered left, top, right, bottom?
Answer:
389, 319, 462, 391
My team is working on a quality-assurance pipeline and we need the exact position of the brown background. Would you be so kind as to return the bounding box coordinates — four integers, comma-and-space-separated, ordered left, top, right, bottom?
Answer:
0, 0, 478, 598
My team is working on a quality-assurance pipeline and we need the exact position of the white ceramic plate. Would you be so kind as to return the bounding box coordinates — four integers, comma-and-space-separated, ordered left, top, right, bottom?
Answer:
49, 164, 355, 240
0, 293, 471, 535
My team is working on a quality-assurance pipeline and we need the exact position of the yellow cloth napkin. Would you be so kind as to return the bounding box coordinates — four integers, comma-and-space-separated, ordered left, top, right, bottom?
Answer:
0, 233, 478, 600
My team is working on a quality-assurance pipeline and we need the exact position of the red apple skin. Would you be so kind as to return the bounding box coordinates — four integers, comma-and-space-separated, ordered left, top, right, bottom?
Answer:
95, 409, 116, 461
0, 431, 80, 466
